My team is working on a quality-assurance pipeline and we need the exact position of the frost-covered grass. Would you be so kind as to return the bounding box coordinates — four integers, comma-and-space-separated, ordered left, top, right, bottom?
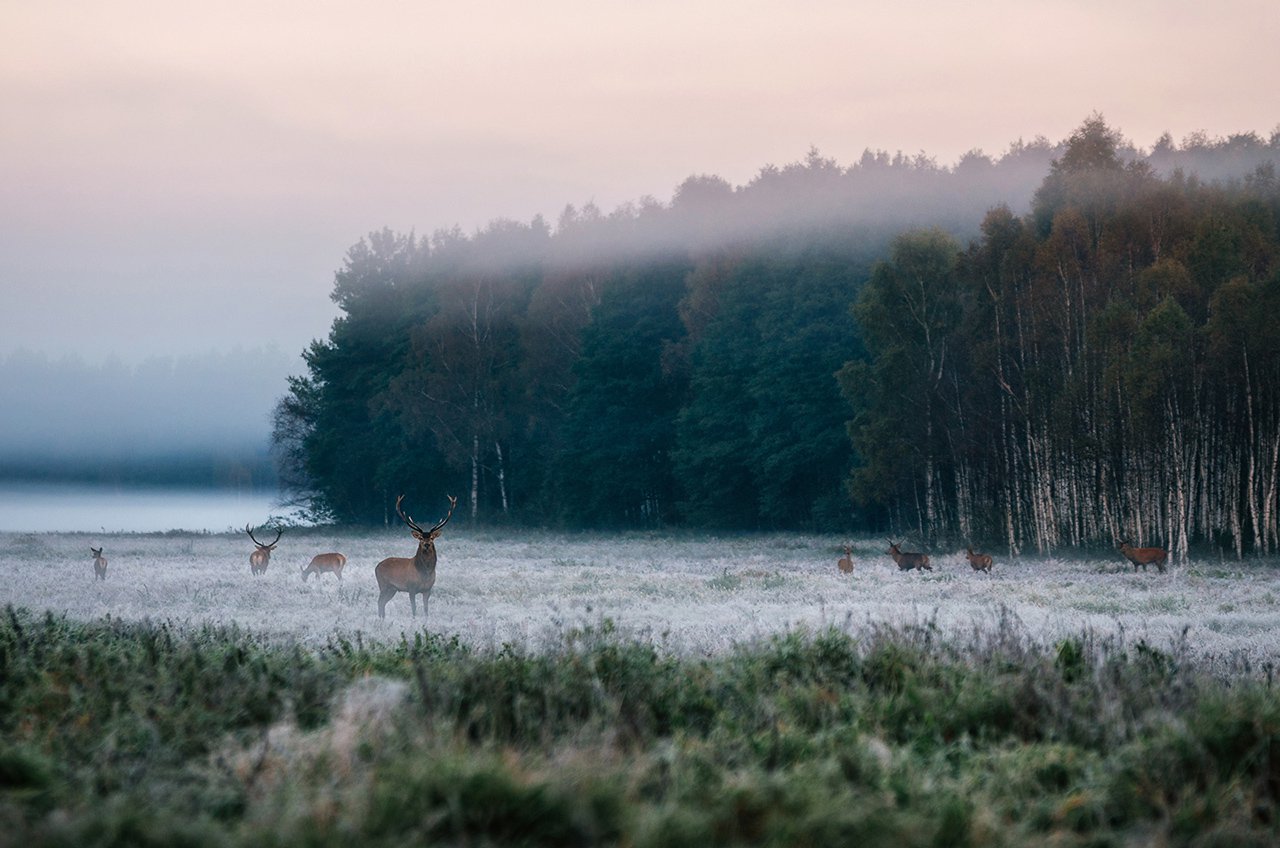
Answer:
4, 529, 1280, 661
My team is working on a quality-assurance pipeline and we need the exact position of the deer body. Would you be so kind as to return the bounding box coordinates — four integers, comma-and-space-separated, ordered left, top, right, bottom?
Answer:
302, 552, 346, 582
966, 547, 993, 573
375, 494, 456, 619
246, 524, 282, 575
1118, 542, 1167, 573
375, 546, 437, 618
887, 541, 931, 572
90, 547, 107, 581
837, 545, 854, 574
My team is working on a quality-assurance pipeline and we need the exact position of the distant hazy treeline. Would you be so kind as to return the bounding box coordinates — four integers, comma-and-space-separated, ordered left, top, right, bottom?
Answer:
0, 348, 291, 488
276, 119, 1280, 552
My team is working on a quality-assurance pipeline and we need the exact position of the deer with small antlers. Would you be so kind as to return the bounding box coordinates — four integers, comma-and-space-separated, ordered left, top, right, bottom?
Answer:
90, 546, 107, 581
375, 494, 457, 619
965, 547, 993, 573
837, 544, 854, 574
301, 552, 346, 582
1118, 541, 1168, 573
245, 524, 283, 575
887, 540, 932, 572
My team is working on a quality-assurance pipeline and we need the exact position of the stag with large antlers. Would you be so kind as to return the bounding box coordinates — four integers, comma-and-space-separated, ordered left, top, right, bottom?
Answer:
90, 546, 107, 581
1118, 541, 1168, 573
245, 524, 283, 575
887, 540, 932, 572
301, 552, 347, 582
375, 494, 457, 619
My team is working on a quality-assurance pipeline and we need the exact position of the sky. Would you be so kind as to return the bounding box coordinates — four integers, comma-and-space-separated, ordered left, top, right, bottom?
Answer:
3, 0, 1278, 369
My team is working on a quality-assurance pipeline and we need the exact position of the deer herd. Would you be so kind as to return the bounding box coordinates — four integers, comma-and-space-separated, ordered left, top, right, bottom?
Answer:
824, 538, 1167, 576
84, 493, 1172, 619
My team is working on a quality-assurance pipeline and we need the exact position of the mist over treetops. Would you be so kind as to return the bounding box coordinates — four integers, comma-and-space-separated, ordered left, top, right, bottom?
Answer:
275, 118, 1280, 555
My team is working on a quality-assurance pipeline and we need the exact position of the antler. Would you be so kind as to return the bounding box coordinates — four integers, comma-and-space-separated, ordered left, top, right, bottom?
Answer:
429, 495, 458, 534
395, 494, 458, 535
394, 494, 427, 535
245, 523, 283, 548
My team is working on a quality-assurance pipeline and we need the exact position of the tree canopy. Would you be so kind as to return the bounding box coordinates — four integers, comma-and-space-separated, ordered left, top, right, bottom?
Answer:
275, 119, 1280, 554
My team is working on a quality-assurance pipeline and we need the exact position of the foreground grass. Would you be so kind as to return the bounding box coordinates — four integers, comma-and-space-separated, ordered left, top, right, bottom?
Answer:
1, 606, 1278, 847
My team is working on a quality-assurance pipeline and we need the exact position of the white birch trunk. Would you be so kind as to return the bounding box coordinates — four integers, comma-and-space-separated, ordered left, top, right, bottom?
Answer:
494, 440, 509, 516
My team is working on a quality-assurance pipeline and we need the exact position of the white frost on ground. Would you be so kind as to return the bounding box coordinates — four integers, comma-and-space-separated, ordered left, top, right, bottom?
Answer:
3, 530, 1279, 662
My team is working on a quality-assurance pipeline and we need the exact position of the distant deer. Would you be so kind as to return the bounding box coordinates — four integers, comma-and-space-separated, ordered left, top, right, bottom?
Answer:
965, 547, 993, 573
301, 552, 347, 582
90, 546, 107, 581
887, 541, 932, 571
837, 544, 854, 574
375, 494, 457, 619
245, 524, 283, 575
1118, 541, 1168, 573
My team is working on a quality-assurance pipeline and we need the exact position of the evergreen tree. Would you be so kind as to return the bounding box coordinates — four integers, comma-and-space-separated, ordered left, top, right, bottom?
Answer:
555, 262, 690, 527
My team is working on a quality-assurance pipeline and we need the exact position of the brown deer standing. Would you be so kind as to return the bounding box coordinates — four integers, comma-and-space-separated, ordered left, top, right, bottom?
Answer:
887, 541, 932, 571
837, 544, 854, 574
1118, 541, 1168, 573
245, 524, 283, 575
301, 552, 347, 582
90, 546, 107, 581
375, 494, 457, 619
965, 547, 993, 573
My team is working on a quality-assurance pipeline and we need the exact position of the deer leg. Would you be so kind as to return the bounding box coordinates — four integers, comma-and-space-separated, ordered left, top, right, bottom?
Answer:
378, 587, 396, 619
410, 592, 418, 617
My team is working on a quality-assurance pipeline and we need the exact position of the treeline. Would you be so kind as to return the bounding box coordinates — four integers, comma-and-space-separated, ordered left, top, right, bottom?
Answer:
0, 348, 291, 489
276, 119, 1280, 550
847, 118, 1280, 556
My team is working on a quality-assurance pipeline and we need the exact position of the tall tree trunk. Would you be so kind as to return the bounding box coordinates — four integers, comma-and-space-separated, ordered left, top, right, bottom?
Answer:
470, 433, 480, 521
1243, 347, 1262, 553
494, 440, 509, 516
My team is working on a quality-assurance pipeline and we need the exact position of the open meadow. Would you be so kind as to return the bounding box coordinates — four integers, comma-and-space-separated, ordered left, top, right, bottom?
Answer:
4, 528, 1280, 661
6, 529, 1280, 846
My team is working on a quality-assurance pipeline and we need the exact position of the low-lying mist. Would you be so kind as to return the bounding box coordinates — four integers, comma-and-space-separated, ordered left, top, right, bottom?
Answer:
0, 346, 296, 485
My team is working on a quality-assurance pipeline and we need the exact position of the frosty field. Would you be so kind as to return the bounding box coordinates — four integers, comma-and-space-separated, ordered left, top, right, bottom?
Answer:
4, 529, 1280, 661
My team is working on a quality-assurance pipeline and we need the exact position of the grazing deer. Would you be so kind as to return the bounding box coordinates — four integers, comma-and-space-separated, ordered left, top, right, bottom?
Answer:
90, 546, 107, 581
1118, 541, 1168, 573
837, 544, 854, 574
887, 541, 932, 572
245, 524, 283, 575
375, 494, 457, 619
965, 547, 994, 573
301, 552, 347, 582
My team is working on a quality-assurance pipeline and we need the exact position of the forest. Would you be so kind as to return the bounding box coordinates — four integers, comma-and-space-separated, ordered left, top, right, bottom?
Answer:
274, 118, 1280, 555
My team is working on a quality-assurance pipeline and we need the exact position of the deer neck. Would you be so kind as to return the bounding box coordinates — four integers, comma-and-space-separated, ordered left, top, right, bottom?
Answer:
414, 542, 438, 574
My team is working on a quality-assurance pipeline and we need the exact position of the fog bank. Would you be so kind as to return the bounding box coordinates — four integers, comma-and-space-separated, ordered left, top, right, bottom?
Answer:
0, 346, 295, 483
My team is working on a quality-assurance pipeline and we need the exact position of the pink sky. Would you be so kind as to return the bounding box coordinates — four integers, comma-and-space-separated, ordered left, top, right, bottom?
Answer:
3, 0, 1277, 364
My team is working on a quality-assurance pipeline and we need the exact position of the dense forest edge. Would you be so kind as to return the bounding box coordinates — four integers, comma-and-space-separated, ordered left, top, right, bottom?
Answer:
3, 607, 1278, 846
274, 117, 1280, 556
